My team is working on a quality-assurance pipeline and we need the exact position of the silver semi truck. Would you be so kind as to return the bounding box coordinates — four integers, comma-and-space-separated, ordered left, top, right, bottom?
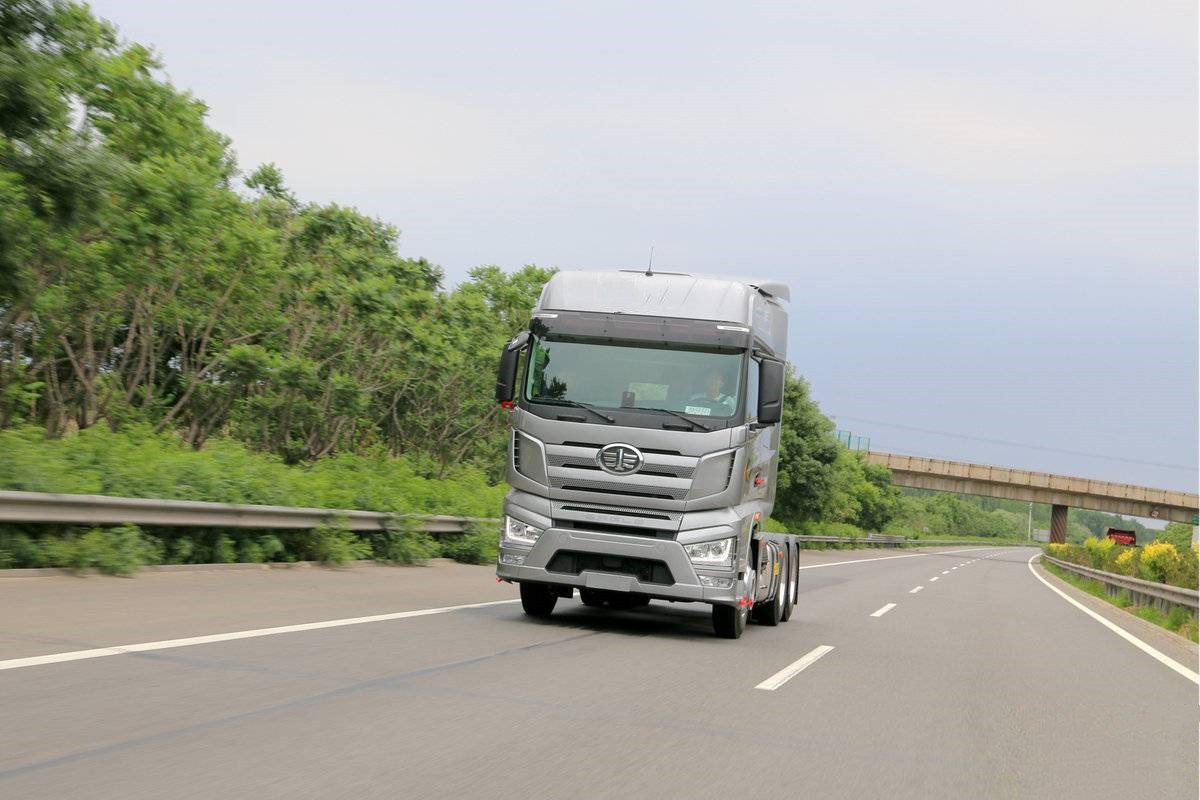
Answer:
494, 269, 799, 638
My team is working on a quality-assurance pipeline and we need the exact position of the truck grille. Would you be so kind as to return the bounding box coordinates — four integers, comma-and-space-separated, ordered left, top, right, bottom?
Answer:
558, 503, 679, 522
546, 453, 694, 479
551, 476, 686, 500
554, 520, 675, 539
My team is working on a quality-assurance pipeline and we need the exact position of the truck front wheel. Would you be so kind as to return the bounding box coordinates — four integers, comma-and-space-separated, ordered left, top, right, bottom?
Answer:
520, 582, 558, 617
713, 602, 748, 639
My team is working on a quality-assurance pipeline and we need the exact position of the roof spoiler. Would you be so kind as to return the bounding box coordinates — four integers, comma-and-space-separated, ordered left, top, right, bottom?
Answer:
749, 280, 790, 302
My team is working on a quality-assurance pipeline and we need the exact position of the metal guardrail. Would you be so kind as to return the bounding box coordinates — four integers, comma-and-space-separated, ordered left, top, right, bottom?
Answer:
0, 490, 1023, 548
792, 534, 904, 547
1041, 554, 1199, 613
0, 490, 494, 534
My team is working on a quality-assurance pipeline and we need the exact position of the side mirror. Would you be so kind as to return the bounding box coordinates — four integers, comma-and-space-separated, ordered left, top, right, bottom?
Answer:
495, 331, 530, 404
757, 359, 785, 424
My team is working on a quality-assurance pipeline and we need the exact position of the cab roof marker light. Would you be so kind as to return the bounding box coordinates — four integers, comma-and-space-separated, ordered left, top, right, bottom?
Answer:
715, 324, 749, 332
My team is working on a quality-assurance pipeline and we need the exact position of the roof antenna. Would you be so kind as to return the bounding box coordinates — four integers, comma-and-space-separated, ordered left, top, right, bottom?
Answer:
645, 245, 655, 276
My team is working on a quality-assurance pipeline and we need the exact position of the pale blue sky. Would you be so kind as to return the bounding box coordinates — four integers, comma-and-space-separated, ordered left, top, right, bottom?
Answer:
92, 0, 1198, 492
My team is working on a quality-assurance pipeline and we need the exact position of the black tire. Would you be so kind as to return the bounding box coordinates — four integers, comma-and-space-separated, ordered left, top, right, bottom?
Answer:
520, 582, 558, 617
780, 547, 797, 623
713, 602, 748, 639
753, 556, 784, 627
579, 588, 606, 608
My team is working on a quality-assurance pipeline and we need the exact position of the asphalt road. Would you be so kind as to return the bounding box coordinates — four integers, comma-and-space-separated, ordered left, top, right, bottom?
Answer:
2, 547, 1197, 799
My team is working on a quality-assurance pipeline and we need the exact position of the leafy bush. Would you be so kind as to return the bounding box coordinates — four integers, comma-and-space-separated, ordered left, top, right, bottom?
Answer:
7, 525, 158, 575
439, 522, 501, 565
0, 425, 508, 518
1139, 541, 1185, 585
1046, 543, 1071, 559
1113, 548, 1138, 576
296, 519, 372, 565
368, 517, 440, 565
1082, 536, 1116, 570
1045, 538, 1197, 591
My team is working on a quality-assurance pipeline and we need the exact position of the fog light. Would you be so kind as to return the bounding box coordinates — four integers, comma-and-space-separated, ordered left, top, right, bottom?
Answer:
500, 553, 526, 566
698, 575, 734, 589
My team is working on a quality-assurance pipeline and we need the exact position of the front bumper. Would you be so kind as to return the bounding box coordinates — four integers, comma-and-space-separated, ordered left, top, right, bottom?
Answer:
496, 527, 742, 605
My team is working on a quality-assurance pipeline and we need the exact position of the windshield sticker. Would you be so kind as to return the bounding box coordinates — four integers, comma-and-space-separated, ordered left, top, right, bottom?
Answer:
683, 405, 713, 416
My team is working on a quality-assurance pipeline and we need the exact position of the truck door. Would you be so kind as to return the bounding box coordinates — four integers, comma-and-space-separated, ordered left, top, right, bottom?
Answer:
743, 357, 777, 505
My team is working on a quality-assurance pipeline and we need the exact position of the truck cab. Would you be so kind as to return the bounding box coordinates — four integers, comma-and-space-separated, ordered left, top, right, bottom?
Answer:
495, 269, 796, 638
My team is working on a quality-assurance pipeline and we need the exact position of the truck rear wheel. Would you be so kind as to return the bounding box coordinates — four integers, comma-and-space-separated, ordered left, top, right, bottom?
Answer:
780, 547, 797, 622
713, 602, 748, 639
752, 550, 785, 627
520, 582, 558, 617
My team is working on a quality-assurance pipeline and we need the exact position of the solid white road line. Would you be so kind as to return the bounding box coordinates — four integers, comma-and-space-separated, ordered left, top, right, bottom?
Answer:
755, 645, 836, 691
797, 553, 925, 570
909, 586, 924, 594
870, 603, 898, 617
0, 599, 521, 673
1027, 553, 1198, 685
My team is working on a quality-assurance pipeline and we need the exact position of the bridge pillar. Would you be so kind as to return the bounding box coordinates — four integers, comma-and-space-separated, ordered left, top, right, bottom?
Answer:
1050, 504, 1069, 544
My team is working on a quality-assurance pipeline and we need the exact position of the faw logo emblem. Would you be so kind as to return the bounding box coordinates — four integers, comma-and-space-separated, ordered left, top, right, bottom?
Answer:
596, 443, 644, 475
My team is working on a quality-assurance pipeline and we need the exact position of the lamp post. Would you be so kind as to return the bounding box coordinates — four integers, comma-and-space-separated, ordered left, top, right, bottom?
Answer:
1027, 502, 1033, 542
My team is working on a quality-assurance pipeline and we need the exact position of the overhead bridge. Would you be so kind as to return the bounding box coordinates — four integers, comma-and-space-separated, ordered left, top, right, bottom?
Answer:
865, 452, 1199, 542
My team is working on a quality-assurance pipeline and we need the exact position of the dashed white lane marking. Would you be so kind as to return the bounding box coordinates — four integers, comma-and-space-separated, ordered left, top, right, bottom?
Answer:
930, 576, 939, 581
909, 586, 924, 594
0, 599, 521, 672
942, 570, 951, 574
870, 603, 898, 618
756, 645, 836, 691
1027, 553, 1198, 685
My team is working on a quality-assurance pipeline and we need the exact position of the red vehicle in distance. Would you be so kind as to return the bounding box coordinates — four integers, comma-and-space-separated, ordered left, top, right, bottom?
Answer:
1105, 528, 1137, 546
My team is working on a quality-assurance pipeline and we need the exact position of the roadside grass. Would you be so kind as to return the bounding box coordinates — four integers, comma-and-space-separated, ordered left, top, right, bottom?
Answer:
1043, 561, 1198, 643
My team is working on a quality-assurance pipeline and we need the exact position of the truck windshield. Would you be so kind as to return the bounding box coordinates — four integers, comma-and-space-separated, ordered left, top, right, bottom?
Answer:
525, 337, 744, 419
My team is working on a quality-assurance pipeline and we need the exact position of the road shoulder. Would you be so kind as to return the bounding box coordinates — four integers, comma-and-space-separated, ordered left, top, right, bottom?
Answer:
0, 561, 513, 661
1032, 558, 1198, 673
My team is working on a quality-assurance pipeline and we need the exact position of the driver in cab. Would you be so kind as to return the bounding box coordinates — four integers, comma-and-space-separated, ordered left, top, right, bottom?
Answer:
688, 370, 735, 415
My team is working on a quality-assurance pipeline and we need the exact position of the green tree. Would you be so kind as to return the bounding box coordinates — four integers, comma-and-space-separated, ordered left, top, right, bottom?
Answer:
773, 371, 839, 526
1159, 522, 1196, 551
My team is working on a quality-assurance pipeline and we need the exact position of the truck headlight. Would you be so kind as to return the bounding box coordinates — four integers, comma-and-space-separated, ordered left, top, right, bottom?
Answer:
503, 516, 542, 546
684, 537, 735, 567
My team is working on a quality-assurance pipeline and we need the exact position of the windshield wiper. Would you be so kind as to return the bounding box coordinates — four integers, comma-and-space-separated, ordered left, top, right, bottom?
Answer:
535, 398, 615, 423
638, 407, 719, 432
